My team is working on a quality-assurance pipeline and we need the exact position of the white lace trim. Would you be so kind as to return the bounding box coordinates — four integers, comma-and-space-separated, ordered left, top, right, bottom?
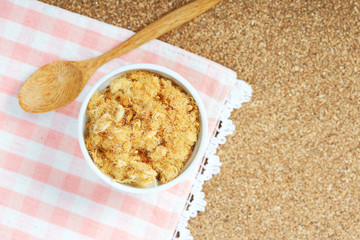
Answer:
173, 80, 252, 240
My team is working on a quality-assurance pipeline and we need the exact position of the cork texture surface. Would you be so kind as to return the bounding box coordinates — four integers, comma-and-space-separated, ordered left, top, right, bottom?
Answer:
41, 0, 360, 239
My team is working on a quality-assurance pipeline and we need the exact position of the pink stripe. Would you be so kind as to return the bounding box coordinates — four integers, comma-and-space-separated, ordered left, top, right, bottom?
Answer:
0, 187, 142, 240
0, 186, 12, 206
23, 5, 42, 29
0, 37, 59, 68
32, 162, 52, 183
0, 110, 20, 132
0, 111, 81, 157
0, 153, 16, 191
80, 29, 102, 50
12, 230, 40, 240
54, 100, 81, 119
0, 37, 14, 62
51, 207, 69, 227
0, 0, 14, 20
51, 18, 71, 39
21, 194, 40, 217
150, 206, 178, 229
220, 85, 234, 101
0, 75, 22, 96
174, 62, 202, 89
0, 224, 12, 240
2, 153, 24, 184
119, 195, 141, 215
61, 173, 81, 194
91, 184, 111, 205
0, 19, 5, 37
0, 225, 43, 240
0, 149, 180, 228
200, 74, 225, 99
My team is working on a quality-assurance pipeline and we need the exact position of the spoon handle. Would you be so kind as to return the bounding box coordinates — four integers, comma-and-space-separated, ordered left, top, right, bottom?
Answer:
93, 0, 221, 66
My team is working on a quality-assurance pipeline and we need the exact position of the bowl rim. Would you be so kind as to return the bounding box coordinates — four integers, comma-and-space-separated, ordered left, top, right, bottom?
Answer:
78, 63, 208, 194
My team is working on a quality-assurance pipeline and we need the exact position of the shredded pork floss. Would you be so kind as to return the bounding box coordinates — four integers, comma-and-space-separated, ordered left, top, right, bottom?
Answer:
85, 70, 200, 187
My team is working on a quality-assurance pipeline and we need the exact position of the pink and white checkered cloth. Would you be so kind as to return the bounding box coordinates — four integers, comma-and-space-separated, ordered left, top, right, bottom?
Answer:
0, 0, 240, 239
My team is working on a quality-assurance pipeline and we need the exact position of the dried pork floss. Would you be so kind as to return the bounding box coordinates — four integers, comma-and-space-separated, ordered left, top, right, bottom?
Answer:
85, 70, 200, 187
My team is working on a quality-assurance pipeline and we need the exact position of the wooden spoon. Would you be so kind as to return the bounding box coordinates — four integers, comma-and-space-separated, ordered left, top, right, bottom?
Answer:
18, 0, 221, 113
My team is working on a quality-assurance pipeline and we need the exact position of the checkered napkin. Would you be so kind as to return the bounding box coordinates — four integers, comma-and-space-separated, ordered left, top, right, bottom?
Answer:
0, 0, 240, 239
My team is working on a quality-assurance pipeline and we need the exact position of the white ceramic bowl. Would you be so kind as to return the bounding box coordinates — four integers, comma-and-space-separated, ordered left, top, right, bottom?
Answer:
78, 63, 208, 193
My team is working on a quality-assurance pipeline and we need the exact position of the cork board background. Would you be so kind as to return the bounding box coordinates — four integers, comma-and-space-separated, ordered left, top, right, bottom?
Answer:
40, 0, 360, 239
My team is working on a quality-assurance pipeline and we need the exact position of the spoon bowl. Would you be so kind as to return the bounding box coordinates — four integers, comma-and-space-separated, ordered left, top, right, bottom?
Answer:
19, 61, 83, 113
